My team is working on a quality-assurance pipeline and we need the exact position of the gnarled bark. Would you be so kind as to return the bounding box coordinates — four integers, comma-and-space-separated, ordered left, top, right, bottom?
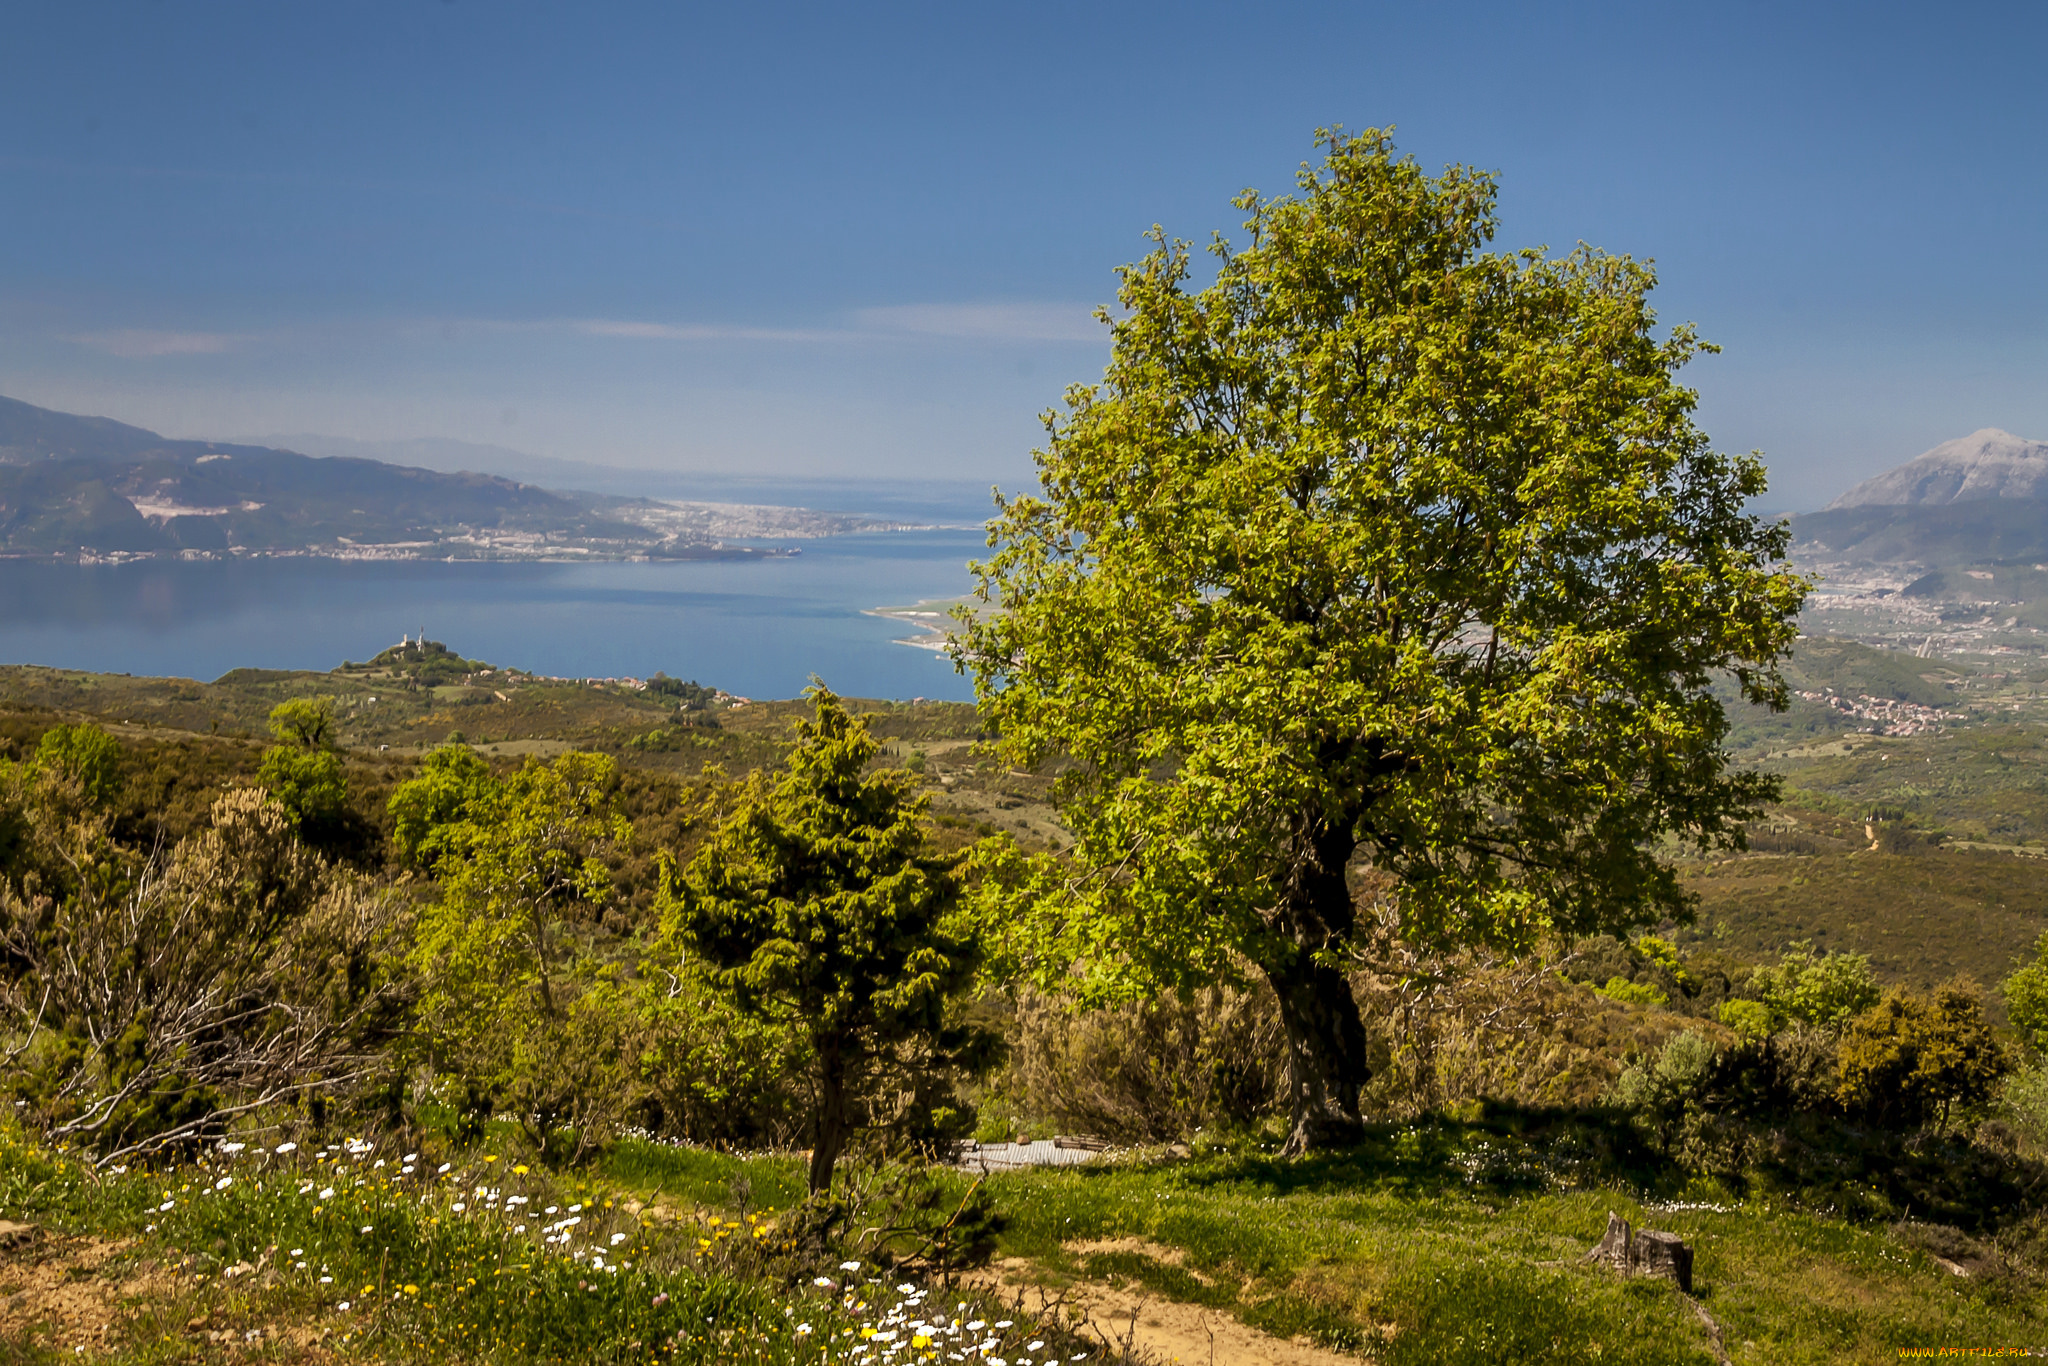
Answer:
1267, 812, 1372, 1155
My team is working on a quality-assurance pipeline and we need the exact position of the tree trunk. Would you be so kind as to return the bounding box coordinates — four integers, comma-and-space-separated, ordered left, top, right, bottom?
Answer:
1267, 942, 1372, 1153
808, 1051, 851, 1194
1268, 812, 1373, 1155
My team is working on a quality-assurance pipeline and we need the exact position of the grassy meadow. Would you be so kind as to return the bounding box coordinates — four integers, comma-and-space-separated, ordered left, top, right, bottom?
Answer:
4, 1121, 2043, 1364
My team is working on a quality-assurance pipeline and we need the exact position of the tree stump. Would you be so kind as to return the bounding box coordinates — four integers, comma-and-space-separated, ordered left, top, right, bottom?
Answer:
1583, 1211, 1634, 1270
1632, 1229, 1694, 1293
1582, 1211, 1694, 1293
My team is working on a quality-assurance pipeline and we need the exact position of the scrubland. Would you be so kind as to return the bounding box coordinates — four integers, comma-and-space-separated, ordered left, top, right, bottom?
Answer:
0, 637, 2045, 1363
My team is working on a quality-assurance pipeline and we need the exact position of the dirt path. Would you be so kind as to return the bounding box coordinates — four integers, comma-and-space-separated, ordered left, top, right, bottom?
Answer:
970, 1240, 1366, 1366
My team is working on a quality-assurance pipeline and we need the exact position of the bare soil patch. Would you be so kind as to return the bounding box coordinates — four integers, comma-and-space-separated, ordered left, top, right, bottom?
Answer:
0, 1231, 173, 1356
0, 1230, 336, 1363
971, 1250, 1364, 1366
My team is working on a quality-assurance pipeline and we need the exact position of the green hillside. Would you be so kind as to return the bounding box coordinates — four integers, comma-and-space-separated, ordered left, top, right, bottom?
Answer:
1792, 499, 2048, 565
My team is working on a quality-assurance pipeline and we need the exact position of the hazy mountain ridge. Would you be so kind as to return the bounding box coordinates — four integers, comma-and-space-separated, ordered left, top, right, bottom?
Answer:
0, 396, 893, 558
245, 432, 642, 496
246, 431, 1003, 524
1791, 498, 2048, 565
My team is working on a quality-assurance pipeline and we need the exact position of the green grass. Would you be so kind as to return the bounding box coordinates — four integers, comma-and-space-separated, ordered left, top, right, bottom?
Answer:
3, 1118, 2044, 1363
976, 1135, 2047, 1364
0, 1127, 1079, 1365
596, 1140, 809, 1213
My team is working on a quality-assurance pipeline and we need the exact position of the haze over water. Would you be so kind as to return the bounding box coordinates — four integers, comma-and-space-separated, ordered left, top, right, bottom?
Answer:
0, 528, 985, 702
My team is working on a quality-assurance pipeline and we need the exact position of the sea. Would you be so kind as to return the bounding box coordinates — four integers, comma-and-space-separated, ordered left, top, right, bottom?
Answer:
0, 527, 991, 703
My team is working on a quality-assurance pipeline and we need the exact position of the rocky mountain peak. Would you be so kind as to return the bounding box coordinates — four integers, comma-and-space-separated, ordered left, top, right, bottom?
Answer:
1828, 428, 2048, 508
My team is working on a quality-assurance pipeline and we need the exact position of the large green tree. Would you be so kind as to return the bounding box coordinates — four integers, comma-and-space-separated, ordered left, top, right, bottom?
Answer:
958, 129, 1809, 1152
668, 688, 990, 1193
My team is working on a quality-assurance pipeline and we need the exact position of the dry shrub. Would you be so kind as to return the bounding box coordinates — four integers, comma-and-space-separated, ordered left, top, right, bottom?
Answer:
1005, 943, 1714, 1138
0, 785, 406, 1160
1352, 933, 1715, 1120
1003, 983, 1285, 1142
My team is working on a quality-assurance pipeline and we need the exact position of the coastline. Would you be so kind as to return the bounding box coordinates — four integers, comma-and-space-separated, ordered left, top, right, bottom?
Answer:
867, 599, 965, 654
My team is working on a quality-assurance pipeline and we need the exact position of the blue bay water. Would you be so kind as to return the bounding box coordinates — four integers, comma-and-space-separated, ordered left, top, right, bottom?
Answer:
0, 529, 988, 702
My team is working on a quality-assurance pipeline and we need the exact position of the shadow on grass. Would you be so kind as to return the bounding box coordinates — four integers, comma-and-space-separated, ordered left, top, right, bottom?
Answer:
1037, 1100, 2047, 1238
1150, 1103, 1672, 1202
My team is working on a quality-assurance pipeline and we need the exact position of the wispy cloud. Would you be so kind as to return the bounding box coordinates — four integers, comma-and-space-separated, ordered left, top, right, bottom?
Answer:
558, 304, 1108, 346
68, 329, 243, 358
568, 318, 836, 343
58, 307, 1107, 360
853, 302, 1105, 343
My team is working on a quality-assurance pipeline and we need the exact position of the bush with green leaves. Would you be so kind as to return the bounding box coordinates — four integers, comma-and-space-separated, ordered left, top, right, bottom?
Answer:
1837, 983, 2011, 1132
30, 722, 124, 807
389, 742, 499, 867
405, 750, 633, 1163
1611, 1030, 1717, 1152
1717, 998, 1773, 1039
0, 787, 404, 1159
256, 697, 350, 850
1593, 976, 1667, 1006
1996, 1061, 2048, 1156
1563, 932, 1736, 1018
1750, 939, 1880, 1031
1611, 1023, 1845, 1167
627, 962, 813, 1150
999, 983, 1286, 1143
2003, 932, 2048, 1056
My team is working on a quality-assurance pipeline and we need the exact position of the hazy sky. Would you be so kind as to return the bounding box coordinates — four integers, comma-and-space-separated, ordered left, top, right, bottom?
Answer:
2, 0, 2043, 510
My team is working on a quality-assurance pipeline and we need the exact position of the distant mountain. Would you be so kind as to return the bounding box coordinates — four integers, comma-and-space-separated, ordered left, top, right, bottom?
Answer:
0, 394, 174, 463
0, 395, 705, 560
244, 431, 1003, 524
1785, 429, 2048, 568
1828, 429, 2048, 508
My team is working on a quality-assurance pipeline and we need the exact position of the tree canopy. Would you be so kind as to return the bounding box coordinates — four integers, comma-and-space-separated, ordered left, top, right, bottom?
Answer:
958, 128, 1810, 1151
30, 724, 124, 809
256, 699, 348, 846
2003, 932, 2048, 1056
1836, 984, 2010, 1132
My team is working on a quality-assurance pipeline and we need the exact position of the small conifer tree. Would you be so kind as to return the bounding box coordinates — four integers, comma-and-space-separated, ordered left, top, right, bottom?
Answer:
668, 686, 992, 1192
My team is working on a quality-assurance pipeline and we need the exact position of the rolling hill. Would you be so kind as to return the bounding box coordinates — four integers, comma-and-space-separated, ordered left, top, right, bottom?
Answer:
1791, 497, 2048, 566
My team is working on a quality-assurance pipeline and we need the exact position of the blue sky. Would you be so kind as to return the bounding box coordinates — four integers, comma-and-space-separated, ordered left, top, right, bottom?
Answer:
1, 0, 2043, 509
